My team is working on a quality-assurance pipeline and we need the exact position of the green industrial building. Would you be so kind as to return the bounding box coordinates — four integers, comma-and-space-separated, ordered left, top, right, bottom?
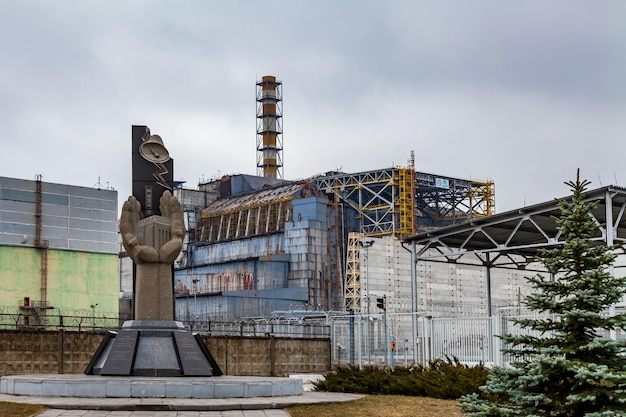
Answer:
0, 176, 118, 326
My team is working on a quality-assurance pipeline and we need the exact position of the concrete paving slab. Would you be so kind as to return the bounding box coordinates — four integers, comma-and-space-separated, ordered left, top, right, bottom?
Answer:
0, 391, 360, 412
35, 411, 292, 416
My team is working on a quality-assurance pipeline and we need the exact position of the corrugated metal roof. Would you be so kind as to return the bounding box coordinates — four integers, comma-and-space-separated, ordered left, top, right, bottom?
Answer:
199, 181, 307, 217
404, 184, 626, 262
234, 174, 288, 192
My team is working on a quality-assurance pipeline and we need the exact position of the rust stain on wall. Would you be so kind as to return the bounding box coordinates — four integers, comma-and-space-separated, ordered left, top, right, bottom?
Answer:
200, 272, 255, 293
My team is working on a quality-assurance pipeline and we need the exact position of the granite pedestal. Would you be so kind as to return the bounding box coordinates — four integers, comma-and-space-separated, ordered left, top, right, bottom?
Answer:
85, 320, 221, 377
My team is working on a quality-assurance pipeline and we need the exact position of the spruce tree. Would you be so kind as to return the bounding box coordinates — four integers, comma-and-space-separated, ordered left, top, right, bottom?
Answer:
460, 171, 626, 416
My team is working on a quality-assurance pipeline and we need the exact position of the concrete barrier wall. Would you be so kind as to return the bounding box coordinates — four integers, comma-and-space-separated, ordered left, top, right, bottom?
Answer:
205, 336, 331, 376
0, 330, 331, 377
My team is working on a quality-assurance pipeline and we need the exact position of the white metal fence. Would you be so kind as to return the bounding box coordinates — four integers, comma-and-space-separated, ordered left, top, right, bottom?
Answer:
328, 311, 555, 369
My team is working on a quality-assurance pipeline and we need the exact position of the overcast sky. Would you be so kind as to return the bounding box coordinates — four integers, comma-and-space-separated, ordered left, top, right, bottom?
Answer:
1, 1, 625, 215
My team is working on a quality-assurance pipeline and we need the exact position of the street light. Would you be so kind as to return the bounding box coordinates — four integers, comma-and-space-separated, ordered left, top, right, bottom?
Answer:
359, 238, 374, 365
192, 278, 200, 321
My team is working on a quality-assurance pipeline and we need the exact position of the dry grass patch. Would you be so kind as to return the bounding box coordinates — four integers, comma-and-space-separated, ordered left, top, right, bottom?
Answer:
0, 401, 48, 417
285, 395, 465, 417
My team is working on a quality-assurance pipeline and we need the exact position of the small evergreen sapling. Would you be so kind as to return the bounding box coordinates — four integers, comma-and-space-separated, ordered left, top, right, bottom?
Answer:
460, 172, 626, 416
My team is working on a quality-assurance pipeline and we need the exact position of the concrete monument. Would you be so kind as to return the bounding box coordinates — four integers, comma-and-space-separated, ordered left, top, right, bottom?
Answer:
85, 127, 221, 377
119, 191, 183, 320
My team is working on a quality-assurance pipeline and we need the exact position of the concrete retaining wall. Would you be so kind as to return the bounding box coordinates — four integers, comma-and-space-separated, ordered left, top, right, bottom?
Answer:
0, 330, 331, 378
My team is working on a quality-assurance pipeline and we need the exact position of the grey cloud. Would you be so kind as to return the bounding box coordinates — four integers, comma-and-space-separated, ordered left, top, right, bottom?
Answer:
0, 1, 624, 214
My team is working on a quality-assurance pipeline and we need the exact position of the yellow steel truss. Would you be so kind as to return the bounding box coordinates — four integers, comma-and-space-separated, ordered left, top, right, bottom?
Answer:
469, 180, 496, 217
344, 232, 361, 312
315, 167, 496, 237
395, 167, 416, 238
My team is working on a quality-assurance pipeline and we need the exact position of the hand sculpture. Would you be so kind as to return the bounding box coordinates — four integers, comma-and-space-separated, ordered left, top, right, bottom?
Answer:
119, 190, 185, 264
158, 191, 186, 263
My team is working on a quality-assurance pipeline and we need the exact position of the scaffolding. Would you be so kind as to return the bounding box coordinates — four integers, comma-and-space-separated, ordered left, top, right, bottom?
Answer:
315, 168, 496, 237
315, 169, 400, 237
396, 167, 416, 239
344, 232, 361, 312
414, 173, 496, 227
469, 180, 496, 217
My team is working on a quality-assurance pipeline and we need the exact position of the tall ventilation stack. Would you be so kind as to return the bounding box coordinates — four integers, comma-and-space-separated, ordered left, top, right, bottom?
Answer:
256, 76, 283, 179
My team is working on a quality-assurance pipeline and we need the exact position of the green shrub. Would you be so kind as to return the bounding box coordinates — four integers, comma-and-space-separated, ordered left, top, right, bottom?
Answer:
315, 357, 489, 399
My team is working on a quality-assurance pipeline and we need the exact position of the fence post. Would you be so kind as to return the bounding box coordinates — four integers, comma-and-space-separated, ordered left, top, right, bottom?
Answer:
492, 315, 502, 367
269, 336, 276, 376
224, 336, 230, 375
349, 311, 355, 365
356, 315, 363, 368
426, 316, 433, 363
57, 330, 64, 374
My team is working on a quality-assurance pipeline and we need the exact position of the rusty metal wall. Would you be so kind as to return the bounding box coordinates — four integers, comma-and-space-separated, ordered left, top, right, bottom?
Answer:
175, 287, 309, 321
175, 196, 336, 320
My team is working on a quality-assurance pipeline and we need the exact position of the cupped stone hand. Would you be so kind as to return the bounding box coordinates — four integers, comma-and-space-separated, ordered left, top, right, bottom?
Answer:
119, 196, 159, 263
119, 191, 186, 264
159, 190, 186, 263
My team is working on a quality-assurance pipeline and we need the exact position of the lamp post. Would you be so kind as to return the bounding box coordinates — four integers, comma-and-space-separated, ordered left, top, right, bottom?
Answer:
192, 278, 200, 320
359, 239, 374, 365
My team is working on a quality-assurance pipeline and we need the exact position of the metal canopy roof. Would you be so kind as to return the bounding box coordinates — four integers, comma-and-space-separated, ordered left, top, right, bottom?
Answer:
404, 185, 626, 267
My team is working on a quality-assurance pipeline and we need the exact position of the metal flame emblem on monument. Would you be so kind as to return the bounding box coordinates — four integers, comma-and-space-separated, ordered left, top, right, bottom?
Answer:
85, 126, 222, 377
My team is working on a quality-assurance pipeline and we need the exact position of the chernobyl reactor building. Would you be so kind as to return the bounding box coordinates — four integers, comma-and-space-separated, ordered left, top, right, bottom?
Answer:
167, 76, 511, 322
172, 166, 510, 322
